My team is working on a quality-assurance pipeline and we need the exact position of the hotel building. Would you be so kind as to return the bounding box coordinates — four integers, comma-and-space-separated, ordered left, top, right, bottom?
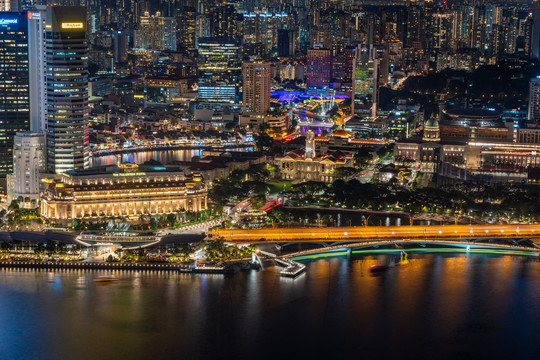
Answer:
41, 164, 208, 225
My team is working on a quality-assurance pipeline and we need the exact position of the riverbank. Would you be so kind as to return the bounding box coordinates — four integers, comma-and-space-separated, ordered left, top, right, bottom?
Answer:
90, 143, 254, 156
0, 261, 255, 274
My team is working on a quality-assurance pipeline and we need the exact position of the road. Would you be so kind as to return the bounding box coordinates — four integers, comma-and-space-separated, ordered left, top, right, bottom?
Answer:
212, 224, 540, 243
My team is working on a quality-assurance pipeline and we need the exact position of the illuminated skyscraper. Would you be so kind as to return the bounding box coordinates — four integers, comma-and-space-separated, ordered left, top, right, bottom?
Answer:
352, 46, 378, 119
28, 5, 46, 133
528, 78, 540, 124
136, 11, 176, 51
306, 46, 332, 88
243, 61, 271, 114
45, 6, 89, 174
198, 37, 241, 103
0, 12, 30, 179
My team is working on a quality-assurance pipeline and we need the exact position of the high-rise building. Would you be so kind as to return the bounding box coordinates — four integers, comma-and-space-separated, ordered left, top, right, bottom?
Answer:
352, 46, 378, 119
306, 46, 332, 88
342, 46, 356, 84
28, 6, 47, 133
177, 6, 196, 51
45, 6, 89, 174
8, 132, 45, 205
113, 30, 128, 63
136, 11, 176, 51
528, 78, 540, 124
278, 29, 295, 58
0, 12, 30, 180
197, 37, 241, 103
243, 61, 271, 115
208, 4, 240, 41
532, 2, 540, 59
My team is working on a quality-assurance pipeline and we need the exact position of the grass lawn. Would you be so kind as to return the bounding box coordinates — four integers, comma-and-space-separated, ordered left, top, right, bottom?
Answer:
266, 179, 293, 194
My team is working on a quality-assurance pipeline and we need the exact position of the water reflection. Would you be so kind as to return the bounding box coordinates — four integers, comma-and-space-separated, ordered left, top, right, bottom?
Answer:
89, 149, 203, 167
0, 254, 539, 359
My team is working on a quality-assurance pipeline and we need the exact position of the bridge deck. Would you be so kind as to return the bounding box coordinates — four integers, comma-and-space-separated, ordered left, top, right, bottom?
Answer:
213, 224, 540, 243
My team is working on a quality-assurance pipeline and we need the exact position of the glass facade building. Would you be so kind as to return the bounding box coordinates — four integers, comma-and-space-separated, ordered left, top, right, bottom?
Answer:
45, 6, 89, 174
0, 12, 30, 179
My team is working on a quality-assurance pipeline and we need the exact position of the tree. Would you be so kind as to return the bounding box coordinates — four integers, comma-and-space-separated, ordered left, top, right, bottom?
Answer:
330, 167, 358, 180
8, 200, 19, 211
254, 133, 274, 152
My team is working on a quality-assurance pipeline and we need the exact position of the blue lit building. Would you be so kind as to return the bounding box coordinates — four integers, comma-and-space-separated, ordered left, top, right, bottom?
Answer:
0, 12, 30, 179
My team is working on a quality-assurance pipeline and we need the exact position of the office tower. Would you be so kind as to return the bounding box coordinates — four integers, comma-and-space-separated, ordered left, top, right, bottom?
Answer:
243, 61, 271, 115
342, 46, 356, 84
195, 14, 210, 48
208, 4, 240, 41
0, 12, 30, 179
8, 132, 46, 205
114, 30, 128, 63
376, 43, 389, 87
352, 46, 378, 119
278, 29, 295, 58
136, 11, 176, 51
45, 6, 89, 174
197, 37, 241, 103
532, 2, 540, 59
306, 46, 332, 88
528, 78, 540, 123
177, 6, 196, 51
28, 6, 46, 133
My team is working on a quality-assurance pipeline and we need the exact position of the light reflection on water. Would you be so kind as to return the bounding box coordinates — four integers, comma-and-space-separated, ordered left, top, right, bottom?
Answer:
89, 149, 203, 167
0, 254, 540, 359
89, 147, 255, 167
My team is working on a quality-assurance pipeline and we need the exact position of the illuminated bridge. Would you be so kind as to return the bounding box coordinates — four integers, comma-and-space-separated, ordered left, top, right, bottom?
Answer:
281, 239, 540, 260
212, 224, 540, 243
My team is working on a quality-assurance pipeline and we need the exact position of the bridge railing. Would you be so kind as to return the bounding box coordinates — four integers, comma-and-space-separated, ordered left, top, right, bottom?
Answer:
213, 225, 540, 243
283, 239, 540, 259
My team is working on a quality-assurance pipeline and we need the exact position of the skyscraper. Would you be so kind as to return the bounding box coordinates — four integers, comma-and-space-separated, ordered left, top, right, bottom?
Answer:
45, 6, 89, 174
0, 12, 30, 179
243, 61, 271, 115
197, 37, 241, 103
352, 46, 378, 119
277, 29, 295, 58
28, 6, 46, 133
528, 78, 540, 124
306, 46, 332, 88
136, 11, 176, 51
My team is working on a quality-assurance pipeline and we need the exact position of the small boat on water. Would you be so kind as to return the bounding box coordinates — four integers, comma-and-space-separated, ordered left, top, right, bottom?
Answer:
93, 275, 120, 282
370, 264, 388, 272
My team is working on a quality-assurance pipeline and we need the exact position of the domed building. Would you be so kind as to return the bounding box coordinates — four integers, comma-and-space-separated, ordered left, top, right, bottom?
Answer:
423, 118, 440, 142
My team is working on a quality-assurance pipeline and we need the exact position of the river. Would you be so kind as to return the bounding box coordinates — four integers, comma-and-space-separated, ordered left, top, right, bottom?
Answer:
1, 253, 539, 359
89, 147, 254, 167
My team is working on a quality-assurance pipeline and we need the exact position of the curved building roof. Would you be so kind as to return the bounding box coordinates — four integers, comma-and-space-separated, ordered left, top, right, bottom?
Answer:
444, 108, 501, 119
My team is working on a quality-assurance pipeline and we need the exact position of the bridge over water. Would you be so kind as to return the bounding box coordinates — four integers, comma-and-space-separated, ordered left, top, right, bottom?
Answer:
212, 224, 540, 243
280, 239, 540, 260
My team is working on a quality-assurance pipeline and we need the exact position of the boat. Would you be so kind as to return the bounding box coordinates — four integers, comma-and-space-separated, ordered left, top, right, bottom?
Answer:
369, 264, 388, 272
93, 275, 120, 282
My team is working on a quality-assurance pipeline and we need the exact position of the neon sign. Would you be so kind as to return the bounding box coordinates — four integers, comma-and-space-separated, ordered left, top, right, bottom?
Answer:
61, 22, 83, 29
0, 19, 17, 26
